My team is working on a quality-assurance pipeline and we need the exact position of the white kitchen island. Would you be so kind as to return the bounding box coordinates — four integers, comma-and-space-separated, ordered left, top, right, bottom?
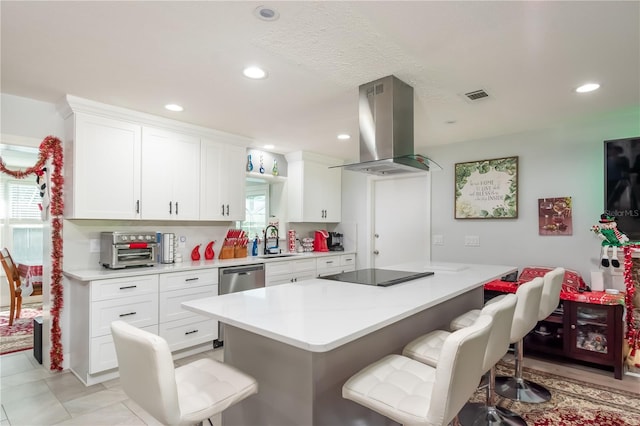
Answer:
182, 262, 516, 426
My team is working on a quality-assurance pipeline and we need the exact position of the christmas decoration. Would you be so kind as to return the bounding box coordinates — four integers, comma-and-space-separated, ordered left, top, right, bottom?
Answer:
623, 245, 639, 355
0, 135, 64, 371
591, 213, 629, 267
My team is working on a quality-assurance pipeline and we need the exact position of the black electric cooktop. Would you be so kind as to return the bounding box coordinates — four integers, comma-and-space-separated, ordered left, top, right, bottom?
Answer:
320, 268, 434, 287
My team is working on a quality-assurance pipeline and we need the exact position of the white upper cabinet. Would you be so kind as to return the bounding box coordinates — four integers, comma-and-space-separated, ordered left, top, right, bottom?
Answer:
200, 138, 246, 221
64, 113, 142, 219
141, 127, 200, 220
286, 151, 342, 223
60, 95, 250, 222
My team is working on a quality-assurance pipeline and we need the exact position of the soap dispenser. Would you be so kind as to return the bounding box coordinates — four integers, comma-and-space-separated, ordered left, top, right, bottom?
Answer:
251, 235, 259, 256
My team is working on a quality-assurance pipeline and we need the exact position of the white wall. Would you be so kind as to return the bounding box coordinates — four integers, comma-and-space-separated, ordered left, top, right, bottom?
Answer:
428, 107, 640, 283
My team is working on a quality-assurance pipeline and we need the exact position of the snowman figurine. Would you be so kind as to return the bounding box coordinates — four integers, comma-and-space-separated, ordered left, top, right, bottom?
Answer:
592, 213, 629, 268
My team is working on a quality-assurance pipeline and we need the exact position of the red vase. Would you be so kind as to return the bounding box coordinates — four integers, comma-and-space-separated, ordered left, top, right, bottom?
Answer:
205, 241, 215, 260
191, 244, 201, 261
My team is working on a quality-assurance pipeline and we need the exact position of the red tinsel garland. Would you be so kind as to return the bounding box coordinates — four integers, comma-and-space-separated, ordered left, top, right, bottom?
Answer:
623, 245, 639, 350
0, 135, 64, 371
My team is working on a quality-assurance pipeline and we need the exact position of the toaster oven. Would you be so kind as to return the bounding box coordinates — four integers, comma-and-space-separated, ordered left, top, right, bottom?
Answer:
100, 231, 158, 269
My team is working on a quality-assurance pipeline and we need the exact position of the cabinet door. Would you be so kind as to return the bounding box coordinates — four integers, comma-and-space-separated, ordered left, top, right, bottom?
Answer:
222, 144, 246, 221
141, 127, 200, 220
322, 166, 342, 222
287, 155, 342, 223
200, 139, 246, 221
71, 114, 141, 219
567, 303, 621, 367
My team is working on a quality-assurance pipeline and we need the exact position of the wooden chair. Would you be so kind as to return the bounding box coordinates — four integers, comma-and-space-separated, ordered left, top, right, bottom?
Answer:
1, 247, 41, 326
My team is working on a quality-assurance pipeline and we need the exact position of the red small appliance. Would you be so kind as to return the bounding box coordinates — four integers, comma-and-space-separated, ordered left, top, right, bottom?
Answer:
313, 230, 329, 252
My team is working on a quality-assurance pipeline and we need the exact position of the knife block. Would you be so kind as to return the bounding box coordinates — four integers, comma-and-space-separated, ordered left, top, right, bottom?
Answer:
219, 245, 235, 259
234, 246, 248, 258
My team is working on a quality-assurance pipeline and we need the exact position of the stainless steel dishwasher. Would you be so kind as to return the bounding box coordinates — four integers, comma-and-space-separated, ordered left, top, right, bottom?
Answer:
214, 263, 265, 347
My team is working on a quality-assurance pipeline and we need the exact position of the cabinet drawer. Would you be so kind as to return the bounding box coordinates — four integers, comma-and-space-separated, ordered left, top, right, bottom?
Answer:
340, 254, 355, 267
91, 293, 158, 337
266, 261, 294, 277
316, 256, 341, 274
160, 269, 218, 291
159, 317, 217, 352
89, 325, 158, 374
91, 275, 158, 302
293, 258, 316, 273
160, 285, 217, 323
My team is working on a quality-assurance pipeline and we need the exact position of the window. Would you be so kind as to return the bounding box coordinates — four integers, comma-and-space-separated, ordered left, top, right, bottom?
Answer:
0, 147, 44, 264
238, 182, 269, 240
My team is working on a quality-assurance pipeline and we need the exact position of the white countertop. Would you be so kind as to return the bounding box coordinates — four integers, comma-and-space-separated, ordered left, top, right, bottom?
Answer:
182, 261, 516, 352
63, 251, 354, 281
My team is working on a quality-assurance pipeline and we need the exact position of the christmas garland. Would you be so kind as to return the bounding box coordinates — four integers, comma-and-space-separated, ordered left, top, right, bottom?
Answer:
623, 245, 639, 350
0, 135, 64, 371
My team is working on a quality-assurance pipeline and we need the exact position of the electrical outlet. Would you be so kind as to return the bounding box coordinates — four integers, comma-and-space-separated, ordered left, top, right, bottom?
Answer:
464, 235, 480, 247
178, 235, 186, 248
89, 239, 100, 253
433, 234, 444, 245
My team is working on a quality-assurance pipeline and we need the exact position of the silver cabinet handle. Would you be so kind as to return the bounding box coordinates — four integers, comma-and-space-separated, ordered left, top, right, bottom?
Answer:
373, 250, 380, 255
119, 312, 136, 317
169, 201, 173, 215
185, 277, 199, 282
226, 204, 230, 216
185, 330, 199, 335
175, 201, 179, 215
221, 204, 225, 215
136, 200, 140, 214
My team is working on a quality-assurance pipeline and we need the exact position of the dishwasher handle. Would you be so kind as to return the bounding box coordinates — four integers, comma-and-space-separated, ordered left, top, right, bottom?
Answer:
220, 264, 265, 275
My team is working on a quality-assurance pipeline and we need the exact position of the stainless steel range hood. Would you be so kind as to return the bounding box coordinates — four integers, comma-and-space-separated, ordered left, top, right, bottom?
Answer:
335, 75, 441, 176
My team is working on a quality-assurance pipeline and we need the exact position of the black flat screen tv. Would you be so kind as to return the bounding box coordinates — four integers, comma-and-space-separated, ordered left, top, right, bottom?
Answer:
605, 136, 640, 241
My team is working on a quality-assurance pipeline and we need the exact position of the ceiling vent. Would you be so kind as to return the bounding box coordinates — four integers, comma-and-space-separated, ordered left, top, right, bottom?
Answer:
464, 89, 489, 101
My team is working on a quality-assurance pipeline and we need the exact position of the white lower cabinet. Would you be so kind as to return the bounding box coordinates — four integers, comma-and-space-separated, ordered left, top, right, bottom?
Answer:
159, 269, 218, 351
266, 258, 317, 286
69, 269, 218, 386
316, 254, 356, 277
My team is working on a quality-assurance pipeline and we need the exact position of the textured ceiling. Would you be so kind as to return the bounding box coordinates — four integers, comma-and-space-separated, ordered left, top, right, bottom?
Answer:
1, 1, 639, 162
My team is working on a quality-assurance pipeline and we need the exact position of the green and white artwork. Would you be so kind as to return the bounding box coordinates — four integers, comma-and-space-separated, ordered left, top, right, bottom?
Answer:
454, 156, 518, 219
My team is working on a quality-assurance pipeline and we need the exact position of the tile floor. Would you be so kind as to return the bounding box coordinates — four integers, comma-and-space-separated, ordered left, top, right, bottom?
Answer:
1, 348, 638, 425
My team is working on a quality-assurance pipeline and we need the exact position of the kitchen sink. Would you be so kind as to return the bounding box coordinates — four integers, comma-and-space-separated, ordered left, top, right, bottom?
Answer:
257, 253, 299, 259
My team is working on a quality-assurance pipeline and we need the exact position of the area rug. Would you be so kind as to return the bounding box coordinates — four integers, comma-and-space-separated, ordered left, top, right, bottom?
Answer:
0, 304, 42, 355
473, 363, 640, 425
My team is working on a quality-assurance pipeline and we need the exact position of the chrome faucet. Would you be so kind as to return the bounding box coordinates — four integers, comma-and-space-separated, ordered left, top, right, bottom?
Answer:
264, 225, 279, 255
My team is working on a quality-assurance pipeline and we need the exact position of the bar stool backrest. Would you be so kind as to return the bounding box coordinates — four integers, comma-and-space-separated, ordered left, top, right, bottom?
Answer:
510, 277, 544, 344
480, 293, 517, 371
539, 267, 565, 321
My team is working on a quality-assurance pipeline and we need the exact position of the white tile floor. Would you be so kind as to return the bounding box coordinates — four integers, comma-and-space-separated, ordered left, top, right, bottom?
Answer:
1, 347, 638, 425
0, 348, 224, 426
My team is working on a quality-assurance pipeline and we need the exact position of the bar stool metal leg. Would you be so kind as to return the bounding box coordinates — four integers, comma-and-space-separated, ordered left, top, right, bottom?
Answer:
495, 340, 551, 404
459, 366, 527, 426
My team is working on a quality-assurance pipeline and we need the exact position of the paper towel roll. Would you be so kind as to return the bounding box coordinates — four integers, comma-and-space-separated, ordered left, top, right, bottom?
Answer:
590, 271, 604, 291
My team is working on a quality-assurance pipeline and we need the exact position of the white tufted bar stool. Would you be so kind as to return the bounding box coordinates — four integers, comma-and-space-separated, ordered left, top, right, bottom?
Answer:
403, 294, 525, 426
111, 320, 258, 426
495, 267, 564, 404
342, 315, 493, 426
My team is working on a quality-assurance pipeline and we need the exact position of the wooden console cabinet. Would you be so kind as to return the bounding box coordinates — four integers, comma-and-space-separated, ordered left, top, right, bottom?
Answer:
487, 290, 624, 379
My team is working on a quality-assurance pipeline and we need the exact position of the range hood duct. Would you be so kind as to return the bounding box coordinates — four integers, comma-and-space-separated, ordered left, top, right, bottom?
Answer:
336, 75, 441, 176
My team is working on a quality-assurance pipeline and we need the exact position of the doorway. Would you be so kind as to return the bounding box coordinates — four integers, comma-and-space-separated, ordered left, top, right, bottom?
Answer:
372, 174, 431, 268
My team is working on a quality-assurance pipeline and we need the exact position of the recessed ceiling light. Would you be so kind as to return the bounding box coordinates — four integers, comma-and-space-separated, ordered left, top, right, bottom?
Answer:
264, 144, 275, 149
576, 83, 600, 93
253, 5, 280, 21
165, 104, 184, 112
243, 66, 268, 80
337, 134, 351, 140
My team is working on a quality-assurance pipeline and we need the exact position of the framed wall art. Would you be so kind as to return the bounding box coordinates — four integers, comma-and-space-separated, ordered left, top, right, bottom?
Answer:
539, 197, 572, 235
455, 156, 518, 219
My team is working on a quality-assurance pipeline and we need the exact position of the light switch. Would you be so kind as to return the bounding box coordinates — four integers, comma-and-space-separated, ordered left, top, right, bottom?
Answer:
464, 235, 480, 247
89, 239, 100, 253
433, 234, 444, 246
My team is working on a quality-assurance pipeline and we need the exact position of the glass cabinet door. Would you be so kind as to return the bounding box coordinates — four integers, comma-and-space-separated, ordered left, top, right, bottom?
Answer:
574, 305, 609, 354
